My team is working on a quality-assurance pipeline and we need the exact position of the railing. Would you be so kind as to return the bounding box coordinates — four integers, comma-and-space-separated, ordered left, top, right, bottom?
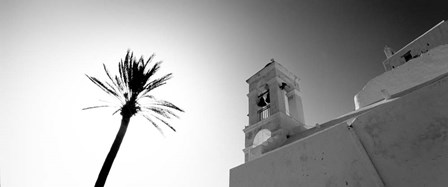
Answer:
258, 105, 270, 121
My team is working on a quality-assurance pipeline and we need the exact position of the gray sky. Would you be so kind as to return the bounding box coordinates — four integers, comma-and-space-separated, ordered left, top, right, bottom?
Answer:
1, 0, 447, 186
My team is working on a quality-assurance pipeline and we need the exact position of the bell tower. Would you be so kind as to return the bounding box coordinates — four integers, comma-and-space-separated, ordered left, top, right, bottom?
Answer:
243, 60, 306, 162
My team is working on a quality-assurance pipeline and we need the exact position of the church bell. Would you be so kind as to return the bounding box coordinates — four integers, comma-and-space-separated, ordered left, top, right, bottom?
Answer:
257, 92, 270, 107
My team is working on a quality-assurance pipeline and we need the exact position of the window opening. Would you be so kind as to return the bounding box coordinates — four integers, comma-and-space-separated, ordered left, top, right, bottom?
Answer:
402, 51, 412, 62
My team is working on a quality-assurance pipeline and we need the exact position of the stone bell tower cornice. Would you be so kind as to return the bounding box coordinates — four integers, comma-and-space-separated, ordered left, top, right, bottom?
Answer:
246, 61, 301, 92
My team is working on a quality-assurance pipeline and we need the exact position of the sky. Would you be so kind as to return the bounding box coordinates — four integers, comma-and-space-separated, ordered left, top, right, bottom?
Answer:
1, 0, 447, 186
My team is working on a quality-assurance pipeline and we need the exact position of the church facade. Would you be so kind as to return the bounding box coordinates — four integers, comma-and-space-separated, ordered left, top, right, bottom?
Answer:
230, 20, 448, 187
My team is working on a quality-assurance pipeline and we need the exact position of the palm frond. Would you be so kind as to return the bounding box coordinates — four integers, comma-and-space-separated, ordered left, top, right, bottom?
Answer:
143, 106, 180, 119
138, 73, 172, 99
85, 75, 119, 97
82, 105, 112, 110
115, 76, 125, 94
142, 59, 161, 85
112, 109, 121, 115
152, 115, 176, 132
142, 95, 155, 100
155, 100, 184, 112
144, 55, 158, 75
142, 114, 165, 136
118, 60, 127, 95
147, 73, 172, 91
103, 64, 124, 98
143, 107, 169, 118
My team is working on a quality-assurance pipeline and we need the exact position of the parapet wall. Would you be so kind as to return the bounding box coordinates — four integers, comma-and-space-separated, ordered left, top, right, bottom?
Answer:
355, 44, 448, 109
382, 20, 448, 71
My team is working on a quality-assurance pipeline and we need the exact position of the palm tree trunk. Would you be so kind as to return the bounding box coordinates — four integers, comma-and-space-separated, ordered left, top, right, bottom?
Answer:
95, 115, 131, 187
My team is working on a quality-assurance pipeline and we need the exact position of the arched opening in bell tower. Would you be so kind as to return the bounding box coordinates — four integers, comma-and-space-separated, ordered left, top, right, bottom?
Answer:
252, 129, 271, 147
256, 84, 270, 121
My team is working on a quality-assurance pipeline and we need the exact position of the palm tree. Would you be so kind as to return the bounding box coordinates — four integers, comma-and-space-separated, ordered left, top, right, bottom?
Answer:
84, 50, 183, 187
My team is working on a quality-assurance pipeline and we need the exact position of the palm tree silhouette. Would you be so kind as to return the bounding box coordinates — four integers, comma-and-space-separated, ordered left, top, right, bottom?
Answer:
84, 50, 183, 186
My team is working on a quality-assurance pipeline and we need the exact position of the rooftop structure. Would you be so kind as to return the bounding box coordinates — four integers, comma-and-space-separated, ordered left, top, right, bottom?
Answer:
356, 20, 448, 109
382, 20, 448, 71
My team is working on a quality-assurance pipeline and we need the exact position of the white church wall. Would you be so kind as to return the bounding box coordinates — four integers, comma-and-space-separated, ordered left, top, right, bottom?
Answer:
230, 121, 383, 187
352, 75, 448, 187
